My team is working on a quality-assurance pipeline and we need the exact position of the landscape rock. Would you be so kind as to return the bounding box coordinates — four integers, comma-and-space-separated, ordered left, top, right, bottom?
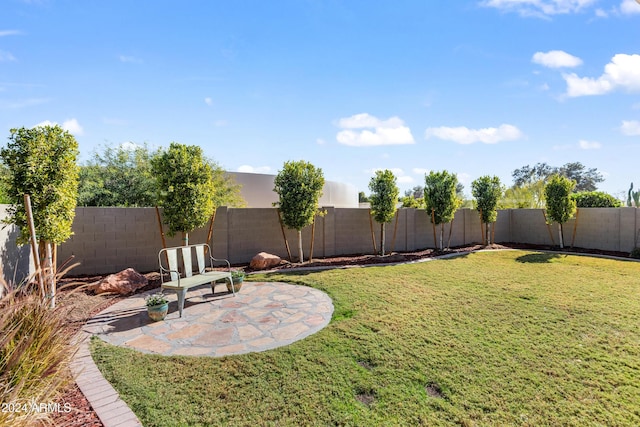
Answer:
89, 268, 148, 295
249, 252, 282, 270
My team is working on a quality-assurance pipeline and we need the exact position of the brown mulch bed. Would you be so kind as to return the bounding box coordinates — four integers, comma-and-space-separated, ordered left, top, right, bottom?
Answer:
50, 242, 634, 426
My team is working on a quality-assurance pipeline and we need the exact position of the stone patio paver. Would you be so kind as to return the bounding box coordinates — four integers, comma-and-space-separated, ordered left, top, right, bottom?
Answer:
78, 281, 334, 427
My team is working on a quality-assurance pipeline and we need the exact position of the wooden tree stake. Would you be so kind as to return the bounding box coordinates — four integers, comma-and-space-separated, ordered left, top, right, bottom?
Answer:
309, 214, 316, 262
390, 210, 399, 253
431, 208, 437, 249
368, 209, 378, 254
542, 209, 556, 246
277, 209, 293, 262
479, 208, 485, 245
24, 194, 45, 302
447, 217, 454, 250
155, 206, 168, 250
205, 210, 217, 254
571, 208, 580, 248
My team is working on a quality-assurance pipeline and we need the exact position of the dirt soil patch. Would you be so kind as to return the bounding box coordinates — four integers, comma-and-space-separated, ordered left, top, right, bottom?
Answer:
50, 242, 633, 426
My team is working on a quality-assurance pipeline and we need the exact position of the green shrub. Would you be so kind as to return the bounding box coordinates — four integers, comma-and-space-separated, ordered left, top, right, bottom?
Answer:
630, 247, 640, 259
571, 191, 622, 208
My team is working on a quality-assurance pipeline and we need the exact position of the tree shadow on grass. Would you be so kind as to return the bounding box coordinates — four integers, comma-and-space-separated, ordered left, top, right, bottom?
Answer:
515, 253, 564, 263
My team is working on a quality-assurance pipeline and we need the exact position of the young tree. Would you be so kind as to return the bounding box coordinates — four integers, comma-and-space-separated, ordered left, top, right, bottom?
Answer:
544, 174, 577, 249
471, 176, 504, 245
424, 170, 461, 250
368, 170, 399, 255
151, 143, 216, 246
0, 125, 79, 307
273, 160, 325, 263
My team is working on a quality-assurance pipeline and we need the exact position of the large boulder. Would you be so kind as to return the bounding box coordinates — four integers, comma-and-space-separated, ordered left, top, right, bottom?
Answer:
249, 252, 282, 270
89, 268, 148, 295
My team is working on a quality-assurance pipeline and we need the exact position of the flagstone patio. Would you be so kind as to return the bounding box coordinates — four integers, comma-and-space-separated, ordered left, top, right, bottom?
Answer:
84, 281, 334, 357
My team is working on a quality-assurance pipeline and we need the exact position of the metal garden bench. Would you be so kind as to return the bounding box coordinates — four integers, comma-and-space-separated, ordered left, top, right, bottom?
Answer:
158, 243, 236, 317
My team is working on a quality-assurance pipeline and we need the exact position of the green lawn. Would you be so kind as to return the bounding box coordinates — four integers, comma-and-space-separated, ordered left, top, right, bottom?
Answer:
91, 251, 640, 426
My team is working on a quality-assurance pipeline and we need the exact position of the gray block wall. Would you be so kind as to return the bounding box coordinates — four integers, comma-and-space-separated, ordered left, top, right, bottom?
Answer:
1, 205, 638, 277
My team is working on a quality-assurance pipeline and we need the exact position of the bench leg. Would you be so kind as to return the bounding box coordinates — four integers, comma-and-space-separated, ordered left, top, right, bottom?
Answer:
177, 288, 187, 318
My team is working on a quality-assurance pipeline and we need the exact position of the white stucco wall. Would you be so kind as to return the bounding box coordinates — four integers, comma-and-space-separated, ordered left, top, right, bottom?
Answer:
225, 172, 359, 208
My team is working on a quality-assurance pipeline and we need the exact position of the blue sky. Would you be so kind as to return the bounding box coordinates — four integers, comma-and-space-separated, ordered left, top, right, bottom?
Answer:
1, 0, 639, 199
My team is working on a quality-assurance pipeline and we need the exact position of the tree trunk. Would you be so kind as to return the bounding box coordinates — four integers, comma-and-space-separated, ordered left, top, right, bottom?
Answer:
297, 229, 304, 263
486, 223, 490, 245
380, 223, 385, 256
181, 231, 189, 247
558, 223, 564, 249
44, 241, 55, 308
439, 224, 444, 251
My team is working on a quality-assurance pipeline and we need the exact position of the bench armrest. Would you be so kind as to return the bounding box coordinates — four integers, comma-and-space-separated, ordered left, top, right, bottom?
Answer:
209, 256, 231, 270
160, 268, 181, 285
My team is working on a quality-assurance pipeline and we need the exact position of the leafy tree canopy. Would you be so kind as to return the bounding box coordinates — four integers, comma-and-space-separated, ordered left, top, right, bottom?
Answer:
368, 170, 399, 224
0, 125, 79, 244
512, 162, 603, 192
78, 143, 159, 207
151, 143, 215, 238
500, 181, 546, 209
571, 191, 622, 208
273, 160, 325, 231
544, 174, 577, 224
471, 175, 504, 223
424, 170, 461, 225
400, 196, 425, 209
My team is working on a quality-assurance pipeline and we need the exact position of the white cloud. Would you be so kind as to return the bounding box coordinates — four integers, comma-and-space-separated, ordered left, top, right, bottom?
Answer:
457, 172, 472, 186
532, 50, 583, 68
316, 138, 326, 145
595, 8, 608, 17
119, 55, 143, 64
578, 139, 602, 149
237, 165, 271, 174
424, 124, 523, 144
412, 168, 430, 175
0, 50, 16, 62
480, 0, 597, 17
62, 118, 84, 135
204, 97, 213, 106
335, 113, 415, 147
0, 30, 23, 37
620, 0, 640, 15
564, 54, 640, 97
620, 120, 640, 135
119, 141, 140, 151
34, 118, 84, 135
337, 113, 404, 129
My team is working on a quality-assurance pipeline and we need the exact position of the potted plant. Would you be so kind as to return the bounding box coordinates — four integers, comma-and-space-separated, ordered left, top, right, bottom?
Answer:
228, 270, 245, 292
146, 292, 169, 321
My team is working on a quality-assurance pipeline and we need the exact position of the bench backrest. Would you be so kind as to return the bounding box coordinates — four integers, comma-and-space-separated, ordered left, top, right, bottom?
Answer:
159, 244, 210, 281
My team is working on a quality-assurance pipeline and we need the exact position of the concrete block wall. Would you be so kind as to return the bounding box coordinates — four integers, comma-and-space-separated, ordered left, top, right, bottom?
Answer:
0, 205, 31, 287
2, 205, 639, 277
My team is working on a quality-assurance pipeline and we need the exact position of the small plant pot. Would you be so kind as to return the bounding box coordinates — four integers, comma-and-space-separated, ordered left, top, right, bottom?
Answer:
227, 277, 243, 292
147, 303, 169, 321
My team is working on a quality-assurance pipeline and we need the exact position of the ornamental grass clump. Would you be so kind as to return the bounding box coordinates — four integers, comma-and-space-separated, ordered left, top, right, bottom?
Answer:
0, 278, 79, 427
